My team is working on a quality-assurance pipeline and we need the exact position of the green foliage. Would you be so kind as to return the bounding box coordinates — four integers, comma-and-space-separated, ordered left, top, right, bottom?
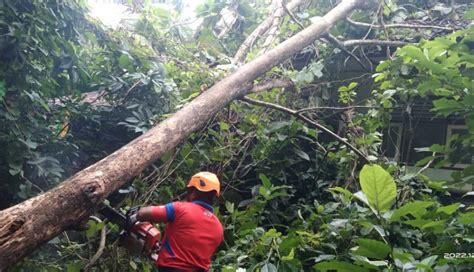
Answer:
338, 82, 358, 104
390, 201, 436, 222
374, 13, 474, 188
314, 260, 369, 272
288, 61, 324, 85
359, 164, 397, 213
353, 239, 391, 259
0, 0, 174, 207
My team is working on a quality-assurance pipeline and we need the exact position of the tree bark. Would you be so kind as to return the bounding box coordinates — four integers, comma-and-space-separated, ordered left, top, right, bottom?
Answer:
0, 0, 369, 268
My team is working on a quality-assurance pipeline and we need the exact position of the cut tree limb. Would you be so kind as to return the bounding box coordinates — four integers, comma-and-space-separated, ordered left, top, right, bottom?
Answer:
262, 0, 286, 51
233, 0, 304, 63
241, 97, 370, 163
0, 0, 372, 268
250, 78, 294, 93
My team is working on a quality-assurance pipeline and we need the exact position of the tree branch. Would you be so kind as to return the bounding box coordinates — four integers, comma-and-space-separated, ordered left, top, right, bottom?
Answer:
346, 17, 454, 31
322, 33, 367, 69
262, 0, 286, 51
342, 39, 409, 47
240, 97, 370, 163
416, 152, 437, 176
296, 105, 381, 113
84, 216, 107, 272
250, 78, 294, 93
283, 3, 304, 30
233, 0, 304, 63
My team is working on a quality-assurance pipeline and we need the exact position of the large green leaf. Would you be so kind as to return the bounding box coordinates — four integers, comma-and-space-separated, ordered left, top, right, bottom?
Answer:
359, 164, 397, 213
436, 203, 461, 215
459, 212, 474, 225
390, 201, 436, 222
353, 239, 391, 260
259, 173, 271, 188
398, 45, 428, 63
261, 262, 277, 272
314, 260, 369, 272
118, 53, 133, 70
398, 44, 443, 73
293, 148, 310, 161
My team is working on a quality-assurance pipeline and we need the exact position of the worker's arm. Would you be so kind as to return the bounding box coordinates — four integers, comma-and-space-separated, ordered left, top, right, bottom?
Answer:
126, 203, 179, 228
138, 203, 179, 223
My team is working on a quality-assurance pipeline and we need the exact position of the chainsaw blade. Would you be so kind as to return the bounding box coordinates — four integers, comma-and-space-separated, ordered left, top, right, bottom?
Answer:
98, 204, 127, 229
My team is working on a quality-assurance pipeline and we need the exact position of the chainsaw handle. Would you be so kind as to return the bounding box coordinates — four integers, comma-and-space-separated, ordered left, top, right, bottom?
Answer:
125, 206, 141, 230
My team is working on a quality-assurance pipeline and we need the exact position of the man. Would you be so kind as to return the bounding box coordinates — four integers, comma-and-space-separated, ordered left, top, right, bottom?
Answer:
127, 172, 224, 272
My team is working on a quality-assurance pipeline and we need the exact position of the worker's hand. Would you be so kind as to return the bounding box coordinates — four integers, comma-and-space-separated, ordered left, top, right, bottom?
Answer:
125, 206, 140, 230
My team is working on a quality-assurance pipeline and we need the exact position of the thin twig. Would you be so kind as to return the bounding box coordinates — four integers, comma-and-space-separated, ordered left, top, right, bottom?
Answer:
231, 133, 255, 181
296, 105, 381, 113
360, 46, 373, 71
55, 122, 70, 138
322, 33, 367, 69
342, 39, 408, 47
121, 80, 142, 103
241, 97, 370, 163
346, 17, 454, 31
305, 73, 372, 89
84, 216, 107, 272
378, 4, 392, 59
416, 152, 436, 176
283, 3, 304, 30
86, 90, 108, 106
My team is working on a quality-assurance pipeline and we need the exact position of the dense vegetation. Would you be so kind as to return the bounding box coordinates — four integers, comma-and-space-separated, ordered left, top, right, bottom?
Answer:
1, 0, 473, 271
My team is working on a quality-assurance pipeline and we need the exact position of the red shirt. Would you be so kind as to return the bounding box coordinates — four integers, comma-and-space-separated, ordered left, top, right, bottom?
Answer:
150, 201, 224, 271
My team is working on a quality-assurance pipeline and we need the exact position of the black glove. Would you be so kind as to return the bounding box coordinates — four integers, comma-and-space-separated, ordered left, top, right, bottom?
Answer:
125, 206, 140, 230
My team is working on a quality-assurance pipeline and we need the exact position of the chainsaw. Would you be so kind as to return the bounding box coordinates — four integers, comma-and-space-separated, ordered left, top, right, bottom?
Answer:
98, 204, 162, 261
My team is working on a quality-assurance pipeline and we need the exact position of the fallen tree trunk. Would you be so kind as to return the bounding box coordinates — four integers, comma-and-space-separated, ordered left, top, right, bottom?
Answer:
0, 0, 370, 268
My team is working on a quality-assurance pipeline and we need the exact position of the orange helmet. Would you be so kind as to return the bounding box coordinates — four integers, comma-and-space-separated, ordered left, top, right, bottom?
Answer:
187, 172, 220, 197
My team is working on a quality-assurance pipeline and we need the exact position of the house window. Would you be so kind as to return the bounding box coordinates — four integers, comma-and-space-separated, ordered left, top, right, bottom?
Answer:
381, 123, 403, 161
445, 125, 473, 168
403, 122, 446, 164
